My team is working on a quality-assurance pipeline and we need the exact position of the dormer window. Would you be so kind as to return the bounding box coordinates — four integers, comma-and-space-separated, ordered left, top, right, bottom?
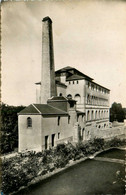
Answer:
27, 117, 32, 128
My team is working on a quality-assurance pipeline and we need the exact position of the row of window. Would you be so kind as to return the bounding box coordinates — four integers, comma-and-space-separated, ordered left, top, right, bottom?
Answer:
68, 80, 79, 85
86, 110, 109, 121
67, 94, 81, 103
87, 81, 109, 94
27, 116, 71, 128
86, 94, 109, 106
96, 123, 109, 129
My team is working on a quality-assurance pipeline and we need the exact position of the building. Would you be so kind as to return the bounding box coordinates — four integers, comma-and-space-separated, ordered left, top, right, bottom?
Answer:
18, 16, 110, 152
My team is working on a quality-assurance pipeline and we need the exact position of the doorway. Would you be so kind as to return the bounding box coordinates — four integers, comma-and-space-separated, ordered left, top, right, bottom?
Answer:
52, 134, 55, 147
45, 135, 49, 149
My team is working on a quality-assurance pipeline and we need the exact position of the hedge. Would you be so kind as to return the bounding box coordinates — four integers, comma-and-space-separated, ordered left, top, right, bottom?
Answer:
2, 137, 125, 194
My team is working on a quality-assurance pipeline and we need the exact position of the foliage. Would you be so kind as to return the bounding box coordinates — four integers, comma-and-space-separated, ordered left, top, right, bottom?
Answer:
105, 137, 125, 148
110, 102, 125, 122
2, 138, 125, 194
0, 103, 26, 154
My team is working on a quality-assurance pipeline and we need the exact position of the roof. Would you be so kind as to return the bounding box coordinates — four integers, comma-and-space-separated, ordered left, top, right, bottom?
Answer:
55, 66, 93, 81
91, 81, 110, 91
66, 74, 85, 81
56, 66, 73, 72
48, 96, 68, 101
19, 104, 39, 114
56, 80, 67, 87
76, 110, 85, 115
18, 104, 68, 116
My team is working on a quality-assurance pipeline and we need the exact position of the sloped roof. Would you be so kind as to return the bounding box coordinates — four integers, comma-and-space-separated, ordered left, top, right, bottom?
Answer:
56, 66, 73, 72
56, 80, 67, 87
48, 96, 68, 101
19, 104, 39, 114
55, 66, 93, 81
18, 104, 68, 116
66, 74, 85, 81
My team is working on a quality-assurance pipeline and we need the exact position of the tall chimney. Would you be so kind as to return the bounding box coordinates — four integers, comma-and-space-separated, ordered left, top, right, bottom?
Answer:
41, 16, 57, 104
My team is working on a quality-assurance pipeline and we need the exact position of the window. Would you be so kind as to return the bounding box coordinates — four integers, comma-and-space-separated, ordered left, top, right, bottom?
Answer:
27, 117, 32, 127
101, 111, 103, 118
95, 111, 97, 119
91, 110, 94, 120
59, 93, 62, 96
73, 81, 74, 84
58, 133, 60, 139
69, 81, 71, 84
87, 110, 90, 121
87, 94, 90, 104
91, 84, 94, 90
58, 116, 60, 126
99, 111, 100, 119
68, 116, 70, 124
77, 80, 79, 84
74, 94, 81, 104
67, 94, 72, 99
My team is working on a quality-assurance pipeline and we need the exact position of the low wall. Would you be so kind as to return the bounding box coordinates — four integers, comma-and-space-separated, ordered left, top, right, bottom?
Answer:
85, 125, 125, 140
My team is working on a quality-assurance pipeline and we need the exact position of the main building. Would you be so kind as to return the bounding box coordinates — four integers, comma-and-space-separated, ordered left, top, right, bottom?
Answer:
18, 17, 110, 152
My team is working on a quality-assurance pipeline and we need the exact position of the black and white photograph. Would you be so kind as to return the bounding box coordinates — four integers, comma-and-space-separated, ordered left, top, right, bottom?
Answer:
1, 0, 126, 194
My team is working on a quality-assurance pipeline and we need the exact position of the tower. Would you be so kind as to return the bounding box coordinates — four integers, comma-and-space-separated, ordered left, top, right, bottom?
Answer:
41, 16, 57, 104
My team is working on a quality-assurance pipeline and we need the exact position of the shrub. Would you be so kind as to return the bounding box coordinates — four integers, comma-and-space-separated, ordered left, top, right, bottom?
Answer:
91, 138, 105, 151
107, 137, 125, 148
2, 137, 125, 194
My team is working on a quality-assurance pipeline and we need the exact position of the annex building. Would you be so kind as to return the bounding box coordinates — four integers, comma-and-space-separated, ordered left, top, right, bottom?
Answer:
18, 17, 111, 152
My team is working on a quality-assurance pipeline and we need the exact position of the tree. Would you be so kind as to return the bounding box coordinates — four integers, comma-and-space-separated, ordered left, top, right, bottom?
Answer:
110, 102, 125, 122
0, 103, 25, 154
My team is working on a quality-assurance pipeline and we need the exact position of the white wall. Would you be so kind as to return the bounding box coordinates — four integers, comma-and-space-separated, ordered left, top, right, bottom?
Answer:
18, 114, 42, 152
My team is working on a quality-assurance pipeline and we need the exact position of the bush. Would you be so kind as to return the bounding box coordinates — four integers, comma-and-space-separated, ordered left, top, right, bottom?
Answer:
2, 137, 125, 194
91, 138, 105, 151
107, 137, 125, 148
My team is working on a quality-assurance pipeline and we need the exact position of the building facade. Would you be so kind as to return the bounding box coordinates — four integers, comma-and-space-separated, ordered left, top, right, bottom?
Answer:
18, 16, 110, 152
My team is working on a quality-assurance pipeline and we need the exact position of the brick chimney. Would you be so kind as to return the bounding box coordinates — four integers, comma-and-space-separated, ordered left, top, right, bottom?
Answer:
41, 16, 57, 104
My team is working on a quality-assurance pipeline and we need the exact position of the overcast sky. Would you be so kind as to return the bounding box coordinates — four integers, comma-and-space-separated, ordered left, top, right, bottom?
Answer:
1, 0, 126, 107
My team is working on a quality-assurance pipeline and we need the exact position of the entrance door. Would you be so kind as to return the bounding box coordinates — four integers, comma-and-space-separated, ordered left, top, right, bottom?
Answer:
52, 134, 55, 147
45, 136, 48, 149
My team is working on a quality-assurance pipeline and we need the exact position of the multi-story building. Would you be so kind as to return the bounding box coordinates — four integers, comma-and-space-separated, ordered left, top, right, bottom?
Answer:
55, 66, 110, 130
18, 16, 110, 152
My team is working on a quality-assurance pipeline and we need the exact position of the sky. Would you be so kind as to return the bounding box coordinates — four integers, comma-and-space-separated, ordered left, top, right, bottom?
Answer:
1, 0, 126, 107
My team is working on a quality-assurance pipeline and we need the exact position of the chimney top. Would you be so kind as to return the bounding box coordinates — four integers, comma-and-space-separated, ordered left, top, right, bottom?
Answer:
42, 16, 52, 23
